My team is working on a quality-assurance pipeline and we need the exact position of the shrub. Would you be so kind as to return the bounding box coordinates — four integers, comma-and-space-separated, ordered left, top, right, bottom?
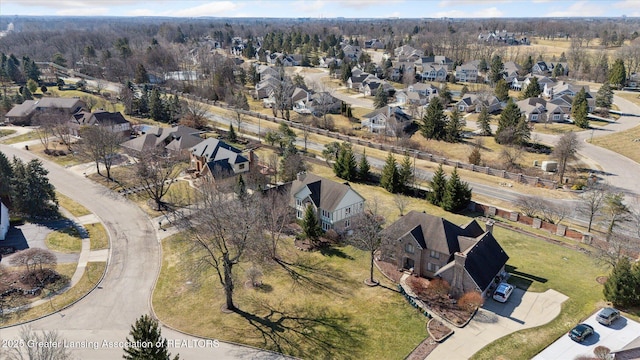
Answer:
429, 278, 451, 297
593, 346, 611, 360
324, 229, 339, 243
458, 291, 484, 312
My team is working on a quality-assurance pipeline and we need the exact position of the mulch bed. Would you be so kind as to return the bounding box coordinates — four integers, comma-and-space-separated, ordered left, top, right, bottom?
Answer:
405, 337, 438, 360
427, 318, 454, 342
374, 259, 403, 283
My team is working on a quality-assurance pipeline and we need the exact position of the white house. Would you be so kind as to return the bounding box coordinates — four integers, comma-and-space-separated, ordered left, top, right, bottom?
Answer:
361, 105, 411, 135
0, 200, 8, 241
290, 173, 365, 233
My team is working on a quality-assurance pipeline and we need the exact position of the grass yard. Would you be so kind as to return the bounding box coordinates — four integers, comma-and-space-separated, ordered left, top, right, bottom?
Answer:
47, 88, 125, 113
590, 124, 640, 164
27, 142, 84, 167
86, 222, 109, 250
0, 262, 106, 326
472, 227, 607, 360
45, 226, 83, 253
0, 129, 16, 138
153, 234, 427, 360
56, 191, 91, 217
0, 131, 39, 145
616, 91, 640, 108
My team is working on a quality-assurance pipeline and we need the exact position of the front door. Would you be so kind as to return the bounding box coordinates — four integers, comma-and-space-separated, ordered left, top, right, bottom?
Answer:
404, 257, 415, 271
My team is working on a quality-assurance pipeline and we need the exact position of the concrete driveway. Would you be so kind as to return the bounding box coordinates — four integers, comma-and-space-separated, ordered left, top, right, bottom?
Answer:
427, 288, 568, 360
533, 311, 640, 360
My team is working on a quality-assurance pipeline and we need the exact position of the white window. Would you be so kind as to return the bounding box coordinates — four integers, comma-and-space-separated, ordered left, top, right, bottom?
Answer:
345, 207, 351, 215
430, 250, 440, 259
531, 114, 538, 121
553, 114, 560, 121
296, 199, 302, 206
405, 243, 415, 254
427, 263, 440, 272
345, 219, 350, 229
322, 222, 331, 231
296, 210, 302, 219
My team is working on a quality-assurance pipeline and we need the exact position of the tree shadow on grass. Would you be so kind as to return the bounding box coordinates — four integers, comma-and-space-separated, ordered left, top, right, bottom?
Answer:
230, 301, 366, 360
274, 257, 357, 296
318, 246, 354, 260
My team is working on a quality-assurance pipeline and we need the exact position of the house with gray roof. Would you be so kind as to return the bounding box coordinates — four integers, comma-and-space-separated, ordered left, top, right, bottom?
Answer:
69, 110, 131, 137
381, 210, 509, 296
190, 137, 250, 184
121, 125, 203, 154
5, 97, 86, 125
290, 173, 365, 233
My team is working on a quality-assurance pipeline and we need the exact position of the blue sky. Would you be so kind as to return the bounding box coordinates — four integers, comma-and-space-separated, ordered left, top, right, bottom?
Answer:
0, 1, 637, 18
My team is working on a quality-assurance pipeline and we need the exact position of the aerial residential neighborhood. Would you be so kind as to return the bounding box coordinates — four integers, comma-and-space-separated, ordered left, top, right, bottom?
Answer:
1, 1, 640, 359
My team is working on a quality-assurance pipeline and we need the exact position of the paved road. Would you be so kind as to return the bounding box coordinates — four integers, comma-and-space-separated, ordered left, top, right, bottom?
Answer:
0, 144, 283, 360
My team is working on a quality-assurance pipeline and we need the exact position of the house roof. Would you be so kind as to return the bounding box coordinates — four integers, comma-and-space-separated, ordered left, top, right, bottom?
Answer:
291, 87, 309, 103
290, 173, 364, 212
610, 336, 640, 360
121, 125, 202, 152
5, 100, 37, 118
34, 97, 85, 110
517, 97, 546, 114
190, 137, 246, 164
461, 232, 510, 290
383, 210, 486, 256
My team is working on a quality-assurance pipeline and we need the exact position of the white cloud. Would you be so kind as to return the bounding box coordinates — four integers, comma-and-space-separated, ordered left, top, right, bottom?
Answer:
438, 0, 511, 7
545, 1, 604, 17
57, 6, 110, 15
171, 1, 240, 17
291, 0, 325, 13
613, 0, 640, 9
474, 6, 504, 17
341, 0, 403, 9
434, 6, 503, 18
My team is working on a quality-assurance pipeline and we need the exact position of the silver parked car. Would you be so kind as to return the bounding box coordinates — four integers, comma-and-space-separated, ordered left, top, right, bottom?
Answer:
493, 283, 514, 303
596, 307, 621, 326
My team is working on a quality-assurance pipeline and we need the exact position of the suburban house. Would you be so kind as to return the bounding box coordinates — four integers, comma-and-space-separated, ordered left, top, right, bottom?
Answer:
121, 125, 204, 154
609, 335, 640, 360
416, 56, 455, 72
364, 39, 385, 49
503, 61, 523, 79
0, 200, 8, 241
408, 83, 439, 97
69, 110, 131, 137
341, 44, 361, 61
420, 65, 448, 82
455, 61, 479, 83
380, 210, 509, 297
290, 173, 365, 233
5, 97, 87, 125
347, 71, 371, 91
394, 45, 424, 62
361, 105, 412, 135
189, 137, 250, 184
254, 74, 280, 100
516, 98, 567, 122
478, 30, 529, 45
456, 94, 502, 113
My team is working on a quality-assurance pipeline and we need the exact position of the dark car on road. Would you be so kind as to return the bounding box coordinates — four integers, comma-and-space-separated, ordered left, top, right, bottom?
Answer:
597, 307, 621, 326
569, 323, 594, 343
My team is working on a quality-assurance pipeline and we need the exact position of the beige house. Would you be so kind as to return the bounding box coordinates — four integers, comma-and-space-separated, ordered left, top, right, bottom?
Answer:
381, 211, 509, 296
290, 173, 365, 234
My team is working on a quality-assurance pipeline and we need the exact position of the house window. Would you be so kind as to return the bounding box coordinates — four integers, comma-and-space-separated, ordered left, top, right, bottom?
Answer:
239, 163, 245, 170
345, 207, 351, 215
430, 250, 440, 259
405, 243, 415, 254
296, 210, 302, 219
427, 263, 440, 272
553, 114, 560, 121
296, 199, 302, 206
322, 222, 331, 231
345, 219, 350, 229
531, 114, 538, 121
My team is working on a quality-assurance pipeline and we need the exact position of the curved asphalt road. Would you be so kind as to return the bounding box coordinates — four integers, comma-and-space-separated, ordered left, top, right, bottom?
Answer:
0, 144, 283, 359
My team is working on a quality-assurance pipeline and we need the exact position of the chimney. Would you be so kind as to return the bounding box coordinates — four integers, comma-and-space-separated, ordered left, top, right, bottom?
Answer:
296, 171, 306, 182
452, 252, 466, 297
485, 219, 494, 234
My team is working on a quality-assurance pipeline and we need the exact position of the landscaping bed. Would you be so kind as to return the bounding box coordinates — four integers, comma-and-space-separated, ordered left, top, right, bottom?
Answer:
427, 318, 454, 342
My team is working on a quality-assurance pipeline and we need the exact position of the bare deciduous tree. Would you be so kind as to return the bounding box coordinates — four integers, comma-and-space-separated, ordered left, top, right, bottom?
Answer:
5, 326, 73, 360
77, 123, 125, 180
259, 186, 292, 261
180, 183, 263, 312
552, 131, 581, 183
579, 182, 609, 232
131, 147, 186, 211
393, 194, 409, 217
515, 195, 544, 218
9, 248, 57, 273
348, 199, 386, 285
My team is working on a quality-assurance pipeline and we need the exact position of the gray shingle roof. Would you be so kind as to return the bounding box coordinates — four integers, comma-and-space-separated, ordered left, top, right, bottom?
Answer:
290, 173, 363, 212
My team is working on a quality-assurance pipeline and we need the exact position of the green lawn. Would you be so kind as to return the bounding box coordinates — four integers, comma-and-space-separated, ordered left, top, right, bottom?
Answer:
0, 131, 39, 145
153, 234, 427, 360
86, 222, 109, 250
0, 262, 106, 326
56, 191, 92, 217
45, 226, 83, 253
472, 227, 607, 360
0, 129, 16, 138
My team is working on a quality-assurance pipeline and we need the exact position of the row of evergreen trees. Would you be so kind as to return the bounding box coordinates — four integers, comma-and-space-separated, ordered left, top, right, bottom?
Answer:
0, 151, 58, 218
428, 164, 472, 212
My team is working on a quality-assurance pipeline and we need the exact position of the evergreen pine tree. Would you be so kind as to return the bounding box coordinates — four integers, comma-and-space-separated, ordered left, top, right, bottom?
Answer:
477, 106, 492, 136
333, 143, 357, 181
596, 82, 614, 110
0, 151, 13, 204
572, 88, 590, 129
11, 158, 57, 218
495, 98, 525, 145
420, 97, 447, 140
373, 85, 388, 109
380, 152, 400, 193
442, 168, 472, 212
149, 88, 166, 122
489, 54, 505, 84
236, 174, 247, 199
522, 55, 533, 74
521, 77, 541, 99
228, 124, 237, 142
603, 257, 637, 307
609, 58, 626, 89
494, 79, 510, 102
468, 147, 482, 165
123, 314, 179, 360
445, 108, 465, 143
428, 164, 447, 206
302, 204, 322, 242
398, 154, 413, 192
358, 150, 370, 182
